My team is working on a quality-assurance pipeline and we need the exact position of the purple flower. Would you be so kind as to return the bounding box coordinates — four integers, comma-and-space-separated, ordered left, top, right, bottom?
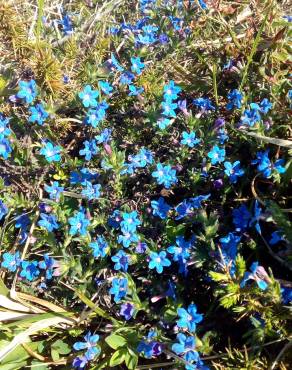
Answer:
120, 302, 135, 320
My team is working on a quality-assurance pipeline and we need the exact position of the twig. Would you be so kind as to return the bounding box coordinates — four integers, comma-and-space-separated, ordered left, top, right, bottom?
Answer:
202, 338, 290, 361
270, 340, 292, 370
259, 234, 292, 272
136, 362, 174, 369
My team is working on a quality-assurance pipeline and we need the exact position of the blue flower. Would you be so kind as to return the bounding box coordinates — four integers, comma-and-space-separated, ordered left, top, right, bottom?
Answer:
136, 25, 158, 45
191, 194, 211, 208
157, 117, 172, 130
207, 146, 225, 165
70, 168, 99, 185
1, 251, 21, 272
90, 236, 108, 258
241, 105, 261, 126
193, 97, 215, 112
177, 304, 203, 332
281, 286, 292, 304
269, 231, 284, 245
111, 250, 130, 272
137, 338, 162, 358
219, 232, 241, 275
108, 210, 122, 229
72, 354, 91, 370
117, 230, 139, 248
28, 104, 49, 125
128, 84, 144, 96
224, 161, 244, 183
81, 181, 101, 200
128, 147, 153, 169
0, 138, 12, 159
73, 332, 100, 360
96, 128, 112, 144
109, 53, 124, 72
78, 85, 99, 108
85, 104, 108, 127
130, 57, 145, 75
119, 71, 135, 85
252, 150, 286, 178
163, 80, 181, 102
16, 80, 37, 104
98, 80, 113, 95
20, 261, 40, 281
109, 277, 128, 303
44, 181, 64, 201
175, 195, 210, 220
217, 128, 229, 144
40, 141, 61, 162
152, 163, 178, 189
172, 333, 199, 363
38, 213, 59, 232
169, 15, 182, 31
274, 159, 286, 174
240, 262, 269, 290
148, 251, 171, 273
151, 197, 171, 219
226, 89, 243, 110
79, 140, 98, 161
120, 302, 135, 320
250, 200, 262, 234
181, 131, 201, 148
15, 214, 30, 229
14, 214, 30, 244
0, 114, 11, 138
161, 101, 177, 117
120, 211, 141, 233
198, 0, 208, 9
0, 200, 8, 221
260, 98, 272, 114
232, 204, 251, 231
60, 14, 73, 35
167, 235, 193, 262
39, 254, 58, 280
68, 210, 90, 236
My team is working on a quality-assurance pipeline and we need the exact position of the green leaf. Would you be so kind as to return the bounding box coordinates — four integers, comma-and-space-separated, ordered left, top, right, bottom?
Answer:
51, 339, 71, 355
163, 304, 178, 322
0, 361, 28, 370
51, 349, 59, 362
166, 220, 185, 242
0, 278, 9, 296
235, 255, 246, 278
105, 334, 127, 350
30, 361, 49, 370
209, 271, 229, 282
125, 349, 138, 370
0, 341, 44, 365
109, 348, 126, 367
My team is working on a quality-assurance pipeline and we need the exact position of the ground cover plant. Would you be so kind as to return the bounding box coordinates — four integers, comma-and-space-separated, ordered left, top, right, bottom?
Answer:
0, 0, 291, 369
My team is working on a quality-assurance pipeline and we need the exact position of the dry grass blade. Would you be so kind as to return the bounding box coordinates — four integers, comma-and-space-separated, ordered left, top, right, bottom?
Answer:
16, 292, 67, 313
0, 315, 77, 362
241, 131, 292, 148
0, 294, 33, 313
0, 311, 37, 321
